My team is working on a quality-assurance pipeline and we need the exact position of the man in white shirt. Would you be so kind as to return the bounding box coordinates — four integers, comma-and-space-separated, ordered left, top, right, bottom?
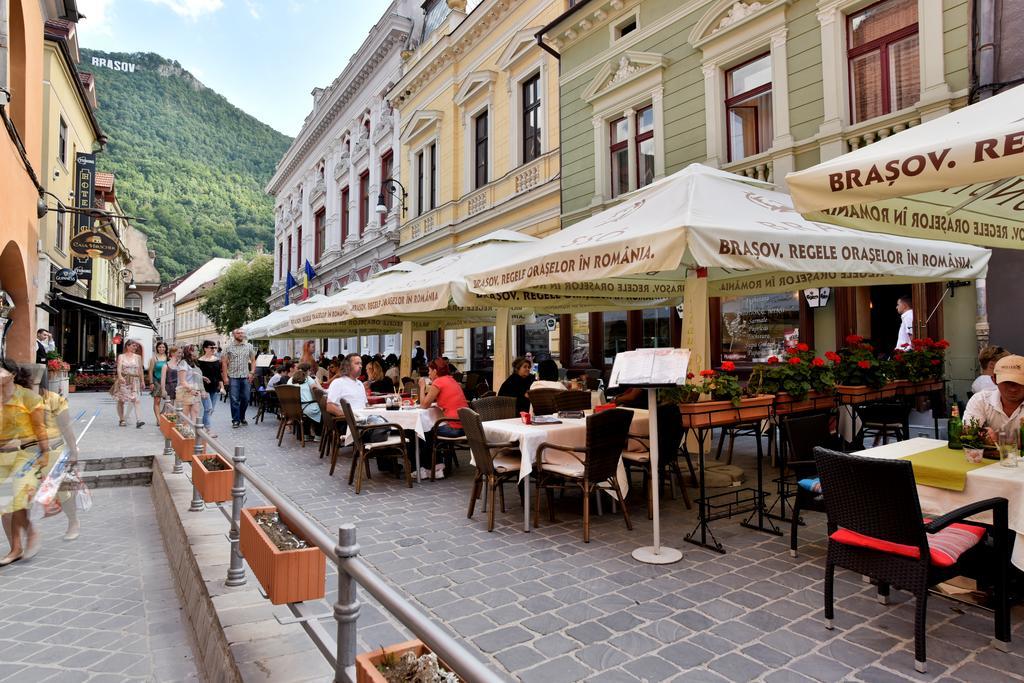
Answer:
327, 353, 367, 414
895, 296, 914, 350
963, 355, 1024, 437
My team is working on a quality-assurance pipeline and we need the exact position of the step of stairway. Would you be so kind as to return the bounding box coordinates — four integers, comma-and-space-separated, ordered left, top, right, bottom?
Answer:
79, 455, 155, 472
80, 467, 153, 488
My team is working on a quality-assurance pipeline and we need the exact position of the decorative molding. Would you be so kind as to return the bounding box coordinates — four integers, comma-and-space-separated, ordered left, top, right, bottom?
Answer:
400, 109, 443, 142
497, 26, 543, 70
454, 70, 498, 106
514, 165, 540, 194
689, 0, 791, 49
581, 51, 669, 104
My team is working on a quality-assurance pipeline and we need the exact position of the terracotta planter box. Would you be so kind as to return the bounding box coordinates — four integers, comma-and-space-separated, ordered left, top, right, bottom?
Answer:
240, 506, 325, 605
192, 453, 233, 503
68, 385, 76, 393
678, 394, 774, 430
773, 390, 835, 416
159, 415, 176, 440
171, 427, 201, 462
914, 379, 944, 393
356, 640, 454, 683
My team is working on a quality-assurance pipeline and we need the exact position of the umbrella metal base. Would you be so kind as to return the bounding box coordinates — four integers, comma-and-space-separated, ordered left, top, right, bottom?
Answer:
632, 546, 683, 564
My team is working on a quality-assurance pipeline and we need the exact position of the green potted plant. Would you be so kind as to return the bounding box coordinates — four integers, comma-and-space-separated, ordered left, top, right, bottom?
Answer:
670, 362, 774, 429
959, 418, 988, 463
751, 344, 836, 414
834, 335, 892, 401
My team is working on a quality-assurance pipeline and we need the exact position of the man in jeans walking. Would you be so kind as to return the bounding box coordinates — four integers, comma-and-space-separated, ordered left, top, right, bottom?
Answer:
221, 328, 256, 428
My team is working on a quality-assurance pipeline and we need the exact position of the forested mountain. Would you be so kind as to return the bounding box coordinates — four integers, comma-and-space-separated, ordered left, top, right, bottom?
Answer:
81, 49, 291, 280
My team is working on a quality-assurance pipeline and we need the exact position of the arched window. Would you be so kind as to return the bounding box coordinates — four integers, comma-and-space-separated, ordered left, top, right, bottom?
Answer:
125, 293, 143, 312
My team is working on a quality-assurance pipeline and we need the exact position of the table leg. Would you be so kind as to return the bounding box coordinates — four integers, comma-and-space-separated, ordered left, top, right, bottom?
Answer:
685, 428, 725, 554
742, 426, 782, 536
415, 438, 421, 483
523, 473, 530, 533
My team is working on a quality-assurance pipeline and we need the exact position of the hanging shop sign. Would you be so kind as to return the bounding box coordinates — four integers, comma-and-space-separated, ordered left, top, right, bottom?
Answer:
54, 268, 78, 287
70, 230, 119, 259
73, 153, 96, 281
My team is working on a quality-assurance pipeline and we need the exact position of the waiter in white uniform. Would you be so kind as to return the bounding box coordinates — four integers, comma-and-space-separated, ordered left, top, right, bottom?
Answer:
895, 296, 914, 350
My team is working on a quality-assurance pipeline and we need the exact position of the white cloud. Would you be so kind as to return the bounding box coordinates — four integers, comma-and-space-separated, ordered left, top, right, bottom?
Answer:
77, 0, 116, 37
244, 0, 261, 19
144, 0, 224, 21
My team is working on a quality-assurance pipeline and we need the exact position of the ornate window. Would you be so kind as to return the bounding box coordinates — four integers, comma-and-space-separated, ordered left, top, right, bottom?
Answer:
522, 74, 541, 164
380, 150, 394, 212
358, 171, 369, 236
847, 0, 919, 123
474, 110, 489, 189
340, 186, 350, 242
296, 225, 302, 267
314, 208, 326, 262
725, 53, 772, 161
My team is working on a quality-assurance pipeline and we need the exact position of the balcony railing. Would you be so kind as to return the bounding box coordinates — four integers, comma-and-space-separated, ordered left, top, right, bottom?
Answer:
164, 403, 503, 683
843, 110, 921, 152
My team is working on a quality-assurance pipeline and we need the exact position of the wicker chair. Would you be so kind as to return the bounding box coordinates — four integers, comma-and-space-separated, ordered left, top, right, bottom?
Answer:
535, 408, 634, 542
527, 388, 562, 416
460, 408, 521, 531
317, 393, 337, 461
471, 396, 517, 422
274, 385, 308, 447
336, 398, 411, 494
814, 447, 1010, 673
860, 401, 912, 447
781, 412, 840, 557
429, 416, 469, 481
554, 390, 592, 412
622, 403, 692, 517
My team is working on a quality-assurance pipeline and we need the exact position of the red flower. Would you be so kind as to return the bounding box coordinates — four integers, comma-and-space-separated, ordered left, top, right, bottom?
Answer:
845, 334, 863, 345
812, 357, 825, 367
825, 351, 842, 363
686, 372, 695, 380
767, 356, 780, 365
700, 369, 715, 377
788, 357, 802, 365
721, 361, 736, 372
786, 346, 800, 355
931, 359, 942, 366
796, 343, 810, 352
857, 360, 872, 369
935, 339, 950, 349
893, 353, 904, 362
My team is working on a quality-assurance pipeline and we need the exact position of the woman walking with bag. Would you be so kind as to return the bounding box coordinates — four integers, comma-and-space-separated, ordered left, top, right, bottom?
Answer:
176, 345, 205, 427
161, 345, 181, 410
197, 341, 222, 437
114, 340, 146, 428
147, 341, 169, 423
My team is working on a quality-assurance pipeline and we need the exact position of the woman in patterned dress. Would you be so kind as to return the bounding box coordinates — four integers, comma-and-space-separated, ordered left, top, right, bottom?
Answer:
115, 339, 146, 428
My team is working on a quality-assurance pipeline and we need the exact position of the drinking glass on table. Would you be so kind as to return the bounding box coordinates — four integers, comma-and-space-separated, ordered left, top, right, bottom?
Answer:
997, 425, 1019, 468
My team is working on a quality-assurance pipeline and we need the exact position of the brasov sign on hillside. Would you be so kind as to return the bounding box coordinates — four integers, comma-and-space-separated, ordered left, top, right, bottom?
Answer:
91, 56, 137, 73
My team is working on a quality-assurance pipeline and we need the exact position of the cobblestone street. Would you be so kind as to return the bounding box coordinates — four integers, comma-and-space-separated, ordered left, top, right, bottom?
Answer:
3, 391, 1023, 682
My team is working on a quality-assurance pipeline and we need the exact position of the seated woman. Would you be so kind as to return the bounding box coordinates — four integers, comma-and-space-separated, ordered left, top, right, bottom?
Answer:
323, 359, 341, 388
499, 357, 535, 414
419, 359, 469, 479
289, 367, 322, 438
530, 358, 566, 391
972, 345, 1009, 395
365, 360, 396, 394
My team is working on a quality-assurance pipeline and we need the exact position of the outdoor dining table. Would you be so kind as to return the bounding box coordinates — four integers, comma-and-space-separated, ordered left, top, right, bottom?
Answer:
481, 408, 649, 532
351, 404, 443, 482
855, 437, 1024, 570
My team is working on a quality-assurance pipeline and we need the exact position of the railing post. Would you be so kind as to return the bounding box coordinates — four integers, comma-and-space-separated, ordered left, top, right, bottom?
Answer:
189, 423, 206, 512
226, 445, 247, 587
334, 524, 360, 683
165, 401, 182, 474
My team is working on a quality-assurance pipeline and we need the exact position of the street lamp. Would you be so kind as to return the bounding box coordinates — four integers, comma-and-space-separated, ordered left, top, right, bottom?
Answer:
375, 177, 408, 217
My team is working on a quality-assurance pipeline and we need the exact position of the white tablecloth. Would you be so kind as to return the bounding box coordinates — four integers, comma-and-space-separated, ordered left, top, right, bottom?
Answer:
855, 437, 1024, 569
349, 406, 442, 443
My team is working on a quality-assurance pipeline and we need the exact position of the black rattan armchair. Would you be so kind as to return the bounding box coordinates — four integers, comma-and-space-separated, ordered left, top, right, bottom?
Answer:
554, 390, 592, 412
471, 395, 517, 422
527, 388, 561, 415
782, 412, 840, 557
813, 447, 1010, 673
337, 398, 411, 494
535, 408, 634, 542
460, 408, 521, 531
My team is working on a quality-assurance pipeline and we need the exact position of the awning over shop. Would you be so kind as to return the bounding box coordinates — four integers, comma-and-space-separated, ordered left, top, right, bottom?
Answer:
786, 85, 1024, 249
53, 292, 156, 330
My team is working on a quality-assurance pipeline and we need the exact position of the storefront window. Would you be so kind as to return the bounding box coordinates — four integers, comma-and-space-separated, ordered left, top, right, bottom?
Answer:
570, 313, 590, 367
471, 326, 494, 369
642, 308, 671, 348
603, 311, 628, 366
522, 319, 552, 358
720, 293, 801, 364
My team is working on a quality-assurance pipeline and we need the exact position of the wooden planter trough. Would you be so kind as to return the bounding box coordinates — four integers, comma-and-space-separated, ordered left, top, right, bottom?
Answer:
678, 394, 774, 430
239, 506, 325, 605
192, 453, 233, 503
355, 640, 455, 683
835, 384, 899, 404
159, 414, 176, 440
772, 390, 836, 416
171, 427, 201, 462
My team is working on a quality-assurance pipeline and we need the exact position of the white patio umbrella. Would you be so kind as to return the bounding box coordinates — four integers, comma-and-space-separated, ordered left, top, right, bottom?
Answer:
466, 163, 990, 564
786, 85, 1024, 249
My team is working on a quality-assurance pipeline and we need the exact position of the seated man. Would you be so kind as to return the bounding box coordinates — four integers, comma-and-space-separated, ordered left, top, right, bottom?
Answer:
963, 355, 1024, 440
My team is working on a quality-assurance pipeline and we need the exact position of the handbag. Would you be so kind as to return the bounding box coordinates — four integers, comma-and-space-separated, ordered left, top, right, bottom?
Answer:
60, 467, 93, 512
359, 414, 390, 443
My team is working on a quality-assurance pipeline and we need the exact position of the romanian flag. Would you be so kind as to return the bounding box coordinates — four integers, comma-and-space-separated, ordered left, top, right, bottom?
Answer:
303, 260, 316, 300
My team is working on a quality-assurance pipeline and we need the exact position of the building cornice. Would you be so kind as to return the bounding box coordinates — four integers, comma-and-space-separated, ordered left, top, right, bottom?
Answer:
388, 0, 518, 108
266, 12, 414, 196
44, 32, 104, 141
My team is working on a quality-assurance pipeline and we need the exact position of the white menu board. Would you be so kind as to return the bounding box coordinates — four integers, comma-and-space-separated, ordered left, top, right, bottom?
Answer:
609, 348, 691, 388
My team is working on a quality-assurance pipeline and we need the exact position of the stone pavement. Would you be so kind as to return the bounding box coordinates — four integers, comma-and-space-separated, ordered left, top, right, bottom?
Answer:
0, 393, 200, 682
10, 391, 1024, 683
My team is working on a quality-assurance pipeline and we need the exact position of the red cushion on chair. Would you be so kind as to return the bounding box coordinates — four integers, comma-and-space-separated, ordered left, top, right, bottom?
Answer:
830, 522, 986, 568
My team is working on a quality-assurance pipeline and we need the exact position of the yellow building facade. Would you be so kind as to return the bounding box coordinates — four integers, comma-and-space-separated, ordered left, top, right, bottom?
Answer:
389, 0, 564, 369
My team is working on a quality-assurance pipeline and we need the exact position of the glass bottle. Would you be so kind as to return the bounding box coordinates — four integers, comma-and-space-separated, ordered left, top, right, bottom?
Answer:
947, 404, 962, 450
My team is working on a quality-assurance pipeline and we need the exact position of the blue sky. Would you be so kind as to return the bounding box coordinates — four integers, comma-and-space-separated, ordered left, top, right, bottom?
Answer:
76, 0, 396, 137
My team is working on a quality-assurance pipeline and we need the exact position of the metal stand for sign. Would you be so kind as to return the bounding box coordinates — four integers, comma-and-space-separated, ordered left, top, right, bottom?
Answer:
630, 387, 683, 565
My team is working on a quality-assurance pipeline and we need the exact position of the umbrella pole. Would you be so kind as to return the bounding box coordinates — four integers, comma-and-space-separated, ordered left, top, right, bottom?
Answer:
400, 320, 413, 379
492, 308, 511, 394
632, 388, 683, 565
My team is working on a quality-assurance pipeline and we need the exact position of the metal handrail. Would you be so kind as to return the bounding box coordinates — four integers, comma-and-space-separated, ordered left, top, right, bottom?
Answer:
160, 400, 502, 683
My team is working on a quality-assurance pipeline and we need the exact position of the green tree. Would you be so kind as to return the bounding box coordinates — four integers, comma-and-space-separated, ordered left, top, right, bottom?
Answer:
199, 255, 273, 333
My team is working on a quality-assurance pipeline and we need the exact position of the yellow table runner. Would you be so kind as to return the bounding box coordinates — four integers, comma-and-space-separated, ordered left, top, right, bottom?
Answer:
900, 446, 992, 492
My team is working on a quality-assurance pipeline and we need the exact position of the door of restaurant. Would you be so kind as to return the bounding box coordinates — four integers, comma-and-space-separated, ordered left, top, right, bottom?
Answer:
870, 284, 911, 354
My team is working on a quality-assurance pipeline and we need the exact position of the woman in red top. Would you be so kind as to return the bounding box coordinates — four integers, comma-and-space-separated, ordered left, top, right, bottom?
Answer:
419, 359, 468, 479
